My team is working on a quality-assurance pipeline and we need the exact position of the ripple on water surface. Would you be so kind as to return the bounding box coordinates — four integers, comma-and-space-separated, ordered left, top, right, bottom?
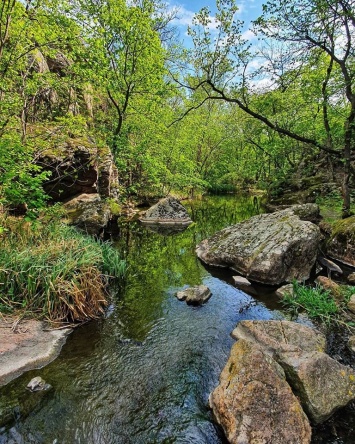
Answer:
0, 195, 309, 443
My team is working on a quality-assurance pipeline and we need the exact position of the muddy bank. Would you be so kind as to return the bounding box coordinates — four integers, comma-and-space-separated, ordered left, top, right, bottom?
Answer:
0, 317, 71, 387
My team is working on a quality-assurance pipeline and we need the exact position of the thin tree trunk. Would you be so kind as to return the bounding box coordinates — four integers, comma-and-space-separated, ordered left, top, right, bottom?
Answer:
342, 110, 355, 218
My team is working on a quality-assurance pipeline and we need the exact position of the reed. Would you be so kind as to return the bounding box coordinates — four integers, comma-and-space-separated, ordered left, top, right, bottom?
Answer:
0, 217, 126, 323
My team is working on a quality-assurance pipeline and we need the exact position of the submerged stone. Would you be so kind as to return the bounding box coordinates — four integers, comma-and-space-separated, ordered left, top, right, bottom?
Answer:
27, 376, 51, 392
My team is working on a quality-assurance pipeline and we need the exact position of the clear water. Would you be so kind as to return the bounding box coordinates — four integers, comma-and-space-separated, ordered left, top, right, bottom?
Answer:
0, 195, 353, 443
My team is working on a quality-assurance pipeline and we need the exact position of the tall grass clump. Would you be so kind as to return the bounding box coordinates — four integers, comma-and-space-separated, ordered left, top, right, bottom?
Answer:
0, 217, 126, 323
282, 281, 339, 325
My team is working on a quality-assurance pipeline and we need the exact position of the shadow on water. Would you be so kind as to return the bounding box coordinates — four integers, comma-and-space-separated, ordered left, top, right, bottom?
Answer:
0, 194, 354, 443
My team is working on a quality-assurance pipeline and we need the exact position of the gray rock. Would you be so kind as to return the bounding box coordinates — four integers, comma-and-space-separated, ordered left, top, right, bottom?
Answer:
231, 320, 327, 356
287, 203, 321, 223
281, 351, 355, 424
196, 207, 321, 285
27, 376, 51, 392
140, 197, 192, 225
176, 285, 212, 305
64, 193, 111, 234
231, 320, 355, 425
348, 272, 355, 284
210, 339, 312, 444
232, 276, 251, 288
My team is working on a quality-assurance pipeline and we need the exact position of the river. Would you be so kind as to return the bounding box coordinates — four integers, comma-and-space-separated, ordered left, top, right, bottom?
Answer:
0, 195, 354, 443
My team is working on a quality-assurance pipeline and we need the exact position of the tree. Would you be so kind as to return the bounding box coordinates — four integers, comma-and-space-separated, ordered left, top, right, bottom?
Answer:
184, 0, 355, 216
72, 0, 168, 156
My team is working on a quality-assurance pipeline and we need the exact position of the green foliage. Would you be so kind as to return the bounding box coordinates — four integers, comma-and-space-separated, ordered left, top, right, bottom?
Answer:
1, 0, 354, 204
0, 218, 126, 322
282, 281, 339, 325
0, 139, 50, 215
106, 198, 122, 217
316, 191, 344, 221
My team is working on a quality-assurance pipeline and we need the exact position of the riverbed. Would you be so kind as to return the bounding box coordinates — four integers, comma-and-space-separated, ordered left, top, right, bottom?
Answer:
0, 195, 354, 443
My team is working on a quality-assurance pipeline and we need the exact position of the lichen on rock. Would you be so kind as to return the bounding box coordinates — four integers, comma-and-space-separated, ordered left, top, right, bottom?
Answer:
210, 339, 312, 444
140, 197, 192, 225
196, 206, 321, 285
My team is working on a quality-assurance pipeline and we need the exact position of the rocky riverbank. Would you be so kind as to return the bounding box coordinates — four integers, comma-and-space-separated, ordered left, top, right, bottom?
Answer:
0, 317, 71, 388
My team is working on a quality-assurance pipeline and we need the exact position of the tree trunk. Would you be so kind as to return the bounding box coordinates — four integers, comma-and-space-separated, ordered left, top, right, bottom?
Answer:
342, 112, 355, 218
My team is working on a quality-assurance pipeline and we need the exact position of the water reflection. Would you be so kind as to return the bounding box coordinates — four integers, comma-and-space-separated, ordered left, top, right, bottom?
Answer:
0, 195, 293, 443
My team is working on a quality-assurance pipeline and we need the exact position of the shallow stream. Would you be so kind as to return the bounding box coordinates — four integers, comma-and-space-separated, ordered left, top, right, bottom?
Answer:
0, 195, 354, 443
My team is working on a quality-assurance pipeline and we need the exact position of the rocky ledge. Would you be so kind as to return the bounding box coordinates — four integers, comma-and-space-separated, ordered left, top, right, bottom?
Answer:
0, 318, 71, 387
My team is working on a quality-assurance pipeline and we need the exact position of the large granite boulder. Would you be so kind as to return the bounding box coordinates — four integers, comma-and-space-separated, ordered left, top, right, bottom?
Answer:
326, 217, 355, 266
281, 350, 355, 424
196, 206, 321, 285
210, 339, 312, 444
140, 197, 192, 226
231, 320, 355, 424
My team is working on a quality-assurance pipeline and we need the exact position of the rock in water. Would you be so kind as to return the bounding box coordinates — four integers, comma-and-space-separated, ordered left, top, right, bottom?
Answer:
232, 276, 251, 288
176, 285, 212, 305
140, 197, 192, 225
196, 207, 321, 285
27, 376, 51, 392
210, 339, 312, 444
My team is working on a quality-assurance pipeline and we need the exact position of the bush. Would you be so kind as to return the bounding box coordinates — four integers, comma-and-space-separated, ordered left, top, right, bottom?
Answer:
0, 218, 126, 323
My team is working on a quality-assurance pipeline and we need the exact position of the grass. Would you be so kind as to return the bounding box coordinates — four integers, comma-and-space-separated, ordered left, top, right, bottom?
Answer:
0, 216, 126, 323
282, 281, 341, 326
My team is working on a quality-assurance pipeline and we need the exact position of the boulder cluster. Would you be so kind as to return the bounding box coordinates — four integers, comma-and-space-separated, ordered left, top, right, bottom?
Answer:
210, 320, 355, 444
